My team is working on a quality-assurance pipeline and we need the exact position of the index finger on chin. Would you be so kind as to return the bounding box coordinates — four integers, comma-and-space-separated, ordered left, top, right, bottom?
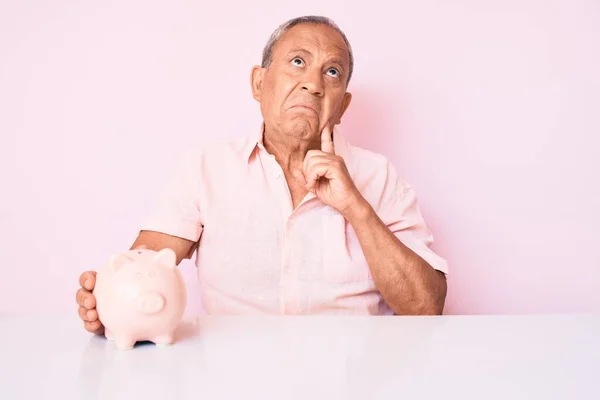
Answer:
321, 124, 334, 154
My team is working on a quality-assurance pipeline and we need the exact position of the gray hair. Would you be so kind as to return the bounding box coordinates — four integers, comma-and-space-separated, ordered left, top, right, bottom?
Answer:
261, 16, 354, 85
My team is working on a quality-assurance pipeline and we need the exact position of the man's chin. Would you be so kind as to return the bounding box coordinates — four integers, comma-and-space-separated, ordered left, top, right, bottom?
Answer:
283, 118, 318, 139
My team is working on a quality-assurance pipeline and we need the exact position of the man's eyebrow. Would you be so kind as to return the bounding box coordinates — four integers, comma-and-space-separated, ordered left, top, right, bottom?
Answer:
328, 58, 345, 69
286, 48, 313, 57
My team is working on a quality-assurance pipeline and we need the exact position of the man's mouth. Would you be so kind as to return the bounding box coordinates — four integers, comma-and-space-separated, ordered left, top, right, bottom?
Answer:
291, 104, 318, 114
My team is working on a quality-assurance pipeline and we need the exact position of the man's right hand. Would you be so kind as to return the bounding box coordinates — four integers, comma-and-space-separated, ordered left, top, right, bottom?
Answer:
76, 271, 104, 335
75, 231, 197, 335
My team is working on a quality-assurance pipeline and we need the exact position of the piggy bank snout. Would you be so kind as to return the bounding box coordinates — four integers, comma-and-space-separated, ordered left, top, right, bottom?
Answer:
137, 292, 166, 314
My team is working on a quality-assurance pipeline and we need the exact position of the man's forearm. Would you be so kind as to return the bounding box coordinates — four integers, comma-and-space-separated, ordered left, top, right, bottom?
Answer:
344, 200, 447, 315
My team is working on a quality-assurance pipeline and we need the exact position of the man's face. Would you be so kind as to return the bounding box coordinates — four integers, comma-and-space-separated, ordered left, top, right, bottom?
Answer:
251, 23, 352, 141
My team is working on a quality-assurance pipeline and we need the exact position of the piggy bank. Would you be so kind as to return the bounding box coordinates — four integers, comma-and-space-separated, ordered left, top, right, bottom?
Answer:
93, 248, 187, 350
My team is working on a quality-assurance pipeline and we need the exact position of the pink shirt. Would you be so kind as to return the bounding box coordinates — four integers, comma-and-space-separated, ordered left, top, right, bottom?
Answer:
142, 126, 448, 315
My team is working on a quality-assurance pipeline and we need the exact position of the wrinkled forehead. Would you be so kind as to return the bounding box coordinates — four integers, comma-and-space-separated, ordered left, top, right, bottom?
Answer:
273, 23, 350, 64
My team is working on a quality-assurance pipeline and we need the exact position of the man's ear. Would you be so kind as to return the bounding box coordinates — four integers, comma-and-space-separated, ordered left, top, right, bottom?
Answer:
250, 66, 265, 102
334, 92, 352, 124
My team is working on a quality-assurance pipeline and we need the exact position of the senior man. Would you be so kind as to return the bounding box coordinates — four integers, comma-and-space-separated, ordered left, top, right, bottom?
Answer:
76, 16, 448, 334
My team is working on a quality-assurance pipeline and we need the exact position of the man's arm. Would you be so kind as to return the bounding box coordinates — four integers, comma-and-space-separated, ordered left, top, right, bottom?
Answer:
300, 125, 447, 315
345, 202, 447, 315
130, 230, 198, 265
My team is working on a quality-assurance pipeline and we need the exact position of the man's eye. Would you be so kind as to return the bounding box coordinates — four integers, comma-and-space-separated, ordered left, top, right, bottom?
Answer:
326, 68, 340, 78
291, 57, 305, 67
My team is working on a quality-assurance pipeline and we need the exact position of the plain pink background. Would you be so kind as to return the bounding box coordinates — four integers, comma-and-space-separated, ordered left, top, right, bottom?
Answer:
1, 1, 599, 316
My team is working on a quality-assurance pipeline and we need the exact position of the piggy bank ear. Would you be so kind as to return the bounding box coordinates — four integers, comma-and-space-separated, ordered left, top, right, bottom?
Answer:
154, 248, 176, 270
109, 253, 131, 270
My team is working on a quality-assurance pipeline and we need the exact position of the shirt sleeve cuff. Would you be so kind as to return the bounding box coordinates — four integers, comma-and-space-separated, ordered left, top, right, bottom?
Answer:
395, 233, 449, 275
140, 217, 203, 243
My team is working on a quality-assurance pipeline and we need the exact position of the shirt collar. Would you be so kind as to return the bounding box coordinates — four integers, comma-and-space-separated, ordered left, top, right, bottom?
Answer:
242, 122, 353, 174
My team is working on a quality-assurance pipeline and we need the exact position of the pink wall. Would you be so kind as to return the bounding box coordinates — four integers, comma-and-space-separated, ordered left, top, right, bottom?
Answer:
1, 1, 599, 316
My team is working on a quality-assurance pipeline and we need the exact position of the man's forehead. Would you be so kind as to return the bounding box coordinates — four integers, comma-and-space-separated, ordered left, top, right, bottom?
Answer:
275, 24, 349, 60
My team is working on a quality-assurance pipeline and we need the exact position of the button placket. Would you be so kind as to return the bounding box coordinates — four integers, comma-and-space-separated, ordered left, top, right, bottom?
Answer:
261, 149, 305, 314
281, 214, 302, 314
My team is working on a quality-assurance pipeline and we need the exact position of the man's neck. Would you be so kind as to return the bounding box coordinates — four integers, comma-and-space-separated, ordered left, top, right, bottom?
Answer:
262, 127, 320, 173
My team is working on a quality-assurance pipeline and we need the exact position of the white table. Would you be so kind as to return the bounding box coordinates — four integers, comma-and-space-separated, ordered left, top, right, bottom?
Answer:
1, 314, 599, 399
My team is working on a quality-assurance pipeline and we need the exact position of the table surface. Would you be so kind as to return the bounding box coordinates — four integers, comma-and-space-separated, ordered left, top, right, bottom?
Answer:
0, 314, 599, 400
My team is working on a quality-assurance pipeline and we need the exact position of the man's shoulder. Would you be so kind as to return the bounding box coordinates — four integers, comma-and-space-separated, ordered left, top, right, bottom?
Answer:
345, 142, 389, 166
180, 134, 256, 162
344, 141, 398, 178
343, 139, 413, 195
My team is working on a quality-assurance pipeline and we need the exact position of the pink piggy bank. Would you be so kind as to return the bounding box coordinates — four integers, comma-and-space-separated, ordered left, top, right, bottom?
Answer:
93, 248, 187, 350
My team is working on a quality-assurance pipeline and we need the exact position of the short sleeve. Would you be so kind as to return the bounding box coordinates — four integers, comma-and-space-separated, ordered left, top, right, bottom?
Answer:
140, 149, 204, 242
378, 163, 449, 275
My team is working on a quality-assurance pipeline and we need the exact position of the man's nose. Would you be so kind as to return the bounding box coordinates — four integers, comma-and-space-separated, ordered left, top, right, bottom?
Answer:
301, 70, 324, 97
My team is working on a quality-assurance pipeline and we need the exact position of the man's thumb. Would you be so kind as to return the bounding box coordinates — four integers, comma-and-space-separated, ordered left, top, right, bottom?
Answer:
292, 169, 307, 187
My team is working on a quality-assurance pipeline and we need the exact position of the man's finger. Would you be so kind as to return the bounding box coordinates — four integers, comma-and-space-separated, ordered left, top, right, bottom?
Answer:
81, 291, 96, 310
86, 309, 98, 322
321, 124, 334, 154
78, 306, 89, 321
84, 320, 104, 334
76, 288, 86, 306
303, 152, 334, 176
79, 271, 96, 291
292, 168, 308, 187
305, 163, 331, 190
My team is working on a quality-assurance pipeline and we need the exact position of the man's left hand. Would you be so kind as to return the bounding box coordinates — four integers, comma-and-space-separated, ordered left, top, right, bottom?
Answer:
295, 124, 368, 219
